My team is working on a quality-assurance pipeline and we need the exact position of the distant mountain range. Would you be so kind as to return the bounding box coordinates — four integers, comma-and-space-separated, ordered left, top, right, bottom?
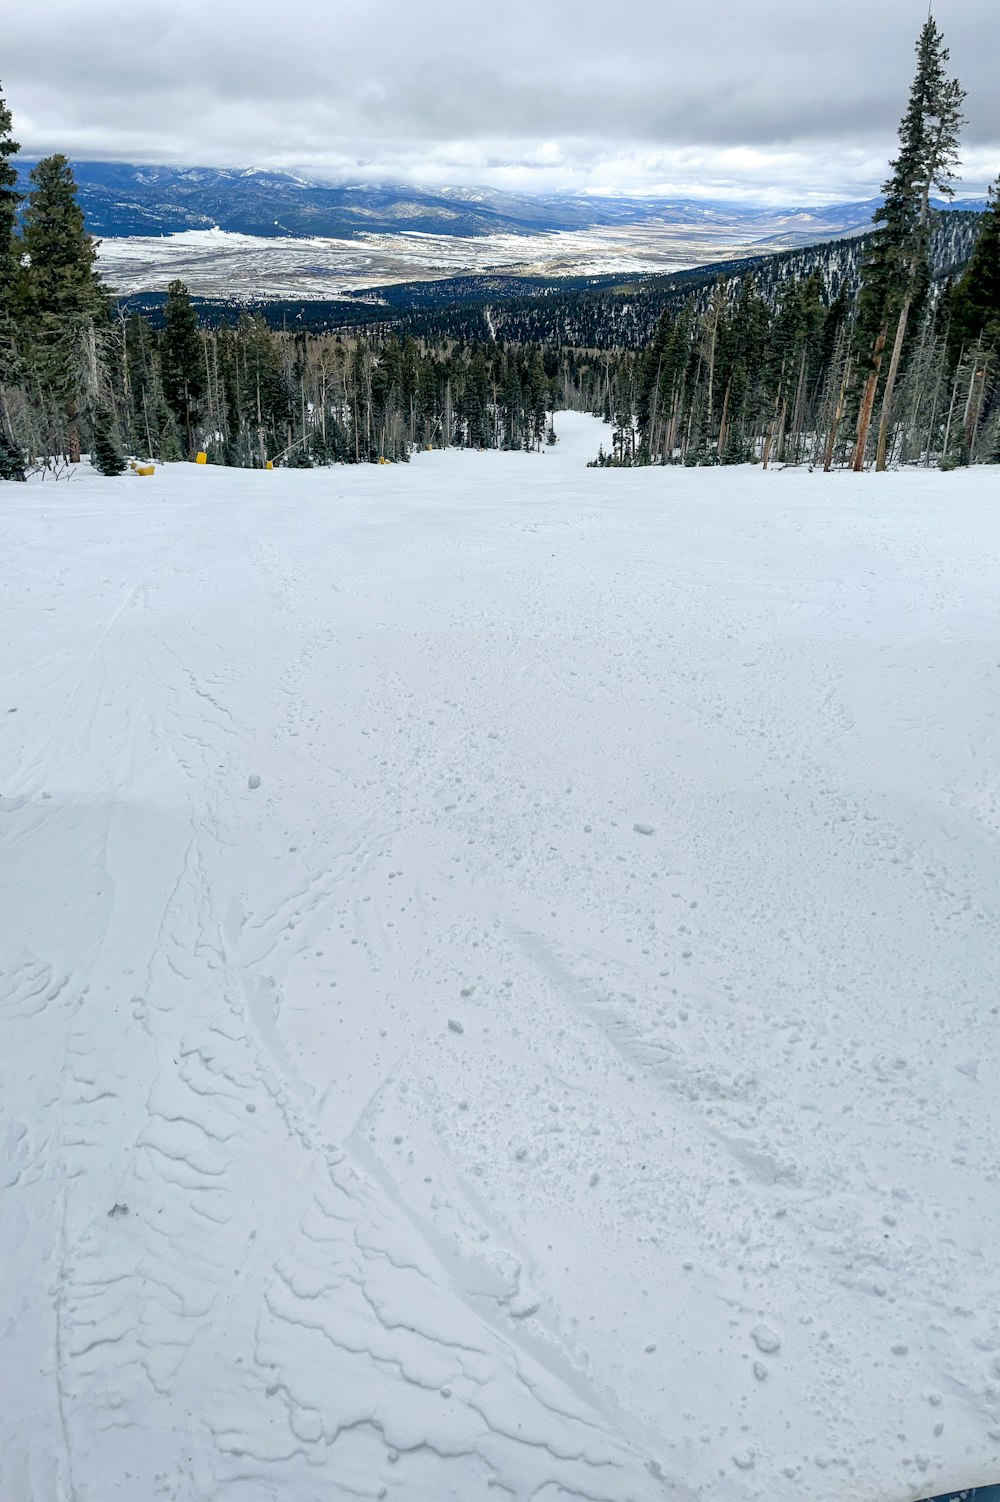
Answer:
15, 161, 986, 243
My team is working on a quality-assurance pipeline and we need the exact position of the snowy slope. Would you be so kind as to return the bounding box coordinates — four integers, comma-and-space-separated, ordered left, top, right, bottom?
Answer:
2, 416, 999, 1502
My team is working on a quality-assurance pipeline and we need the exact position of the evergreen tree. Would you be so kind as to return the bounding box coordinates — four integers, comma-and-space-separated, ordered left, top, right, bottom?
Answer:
0, 82, 24, 479
159, 280, 205, 456
853, 18, 964, 469
90, 404, 127, 475
0, 83, 20, 311
22, 156, 105, 321
22, 154, 108, 462
0, 420, 22, 480
948, 174, 1000, 355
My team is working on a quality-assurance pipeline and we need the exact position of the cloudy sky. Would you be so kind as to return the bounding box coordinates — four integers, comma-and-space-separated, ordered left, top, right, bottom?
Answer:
4, 0, 999, 201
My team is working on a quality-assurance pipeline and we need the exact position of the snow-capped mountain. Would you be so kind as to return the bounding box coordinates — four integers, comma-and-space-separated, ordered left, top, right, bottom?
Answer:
14, 160, 986, 242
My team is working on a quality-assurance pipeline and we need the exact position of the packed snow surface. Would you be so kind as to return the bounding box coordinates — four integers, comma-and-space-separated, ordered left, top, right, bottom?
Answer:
2, 413, 999, 1502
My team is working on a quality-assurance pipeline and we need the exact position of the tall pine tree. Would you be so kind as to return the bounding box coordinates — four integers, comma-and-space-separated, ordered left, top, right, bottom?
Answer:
852, 17, 964, 470
22, 154, 108, 462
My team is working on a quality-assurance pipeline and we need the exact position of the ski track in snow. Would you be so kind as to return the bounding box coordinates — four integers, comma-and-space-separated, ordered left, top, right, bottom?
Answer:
1, 413, 999, 1502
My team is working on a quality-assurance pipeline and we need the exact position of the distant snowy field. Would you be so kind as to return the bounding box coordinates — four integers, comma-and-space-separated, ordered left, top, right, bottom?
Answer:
2, 414, 999, 1502
97, 224, 746, 298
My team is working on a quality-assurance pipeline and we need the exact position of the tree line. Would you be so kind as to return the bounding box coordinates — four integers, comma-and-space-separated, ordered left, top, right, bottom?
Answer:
2, 18, 998, 479
592, 19, 999, 470
0, 89, 601, 477
114, 292, 572, 469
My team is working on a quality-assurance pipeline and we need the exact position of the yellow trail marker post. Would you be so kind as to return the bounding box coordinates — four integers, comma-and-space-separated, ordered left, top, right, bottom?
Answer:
195, 451, 207, 464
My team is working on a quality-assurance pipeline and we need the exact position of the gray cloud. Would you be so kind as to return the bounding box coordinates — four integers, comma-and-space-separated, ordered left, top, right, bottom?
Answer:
4, 0, 999, 198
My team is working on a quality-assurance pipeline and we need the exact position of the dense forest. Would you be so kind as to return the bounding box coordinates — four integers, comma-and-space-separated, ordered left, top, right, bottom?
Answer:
0, 93, 603, 474
1, 16, 998, 479
329, 212, 982, 354
587, 21, 999, 471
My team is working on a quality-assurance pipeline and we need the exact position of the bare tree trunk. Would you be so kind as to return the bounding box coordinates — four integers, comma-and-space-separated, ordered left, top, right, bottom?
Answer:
898, 312, 933, 465
120, 312, 133, 431
256, 368, 266, 468
941, 352, 964, 463
201, 331, 214, 443
852, 322, 887, 471
704, 288, 721, 445
666, 377, 684, 460
969, 354, 990, 461
788, 350, 807, 463
352, 377, 359, 463
762, 382, 783, 470
823, 342, 851, 473
923, 335, 950, 465
66, 394, 81, 464
875, 297, 912, 470
774, 397, 789, 465
962, 349, 985, 461
716, 378, 732, 463
183, 376, 195, 457
142, 388, 153, 459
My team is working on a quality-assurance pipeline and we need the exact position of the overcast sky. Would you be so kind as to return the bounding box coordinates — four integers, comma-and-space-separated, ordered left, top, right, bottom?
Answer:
4, 0, 999, 201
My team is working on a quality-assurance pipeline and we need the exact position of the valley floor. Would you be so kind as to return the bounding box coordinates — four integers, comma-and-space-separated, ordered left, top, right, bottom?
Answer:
2, 415, 999, 1502
96, 222, 752, 299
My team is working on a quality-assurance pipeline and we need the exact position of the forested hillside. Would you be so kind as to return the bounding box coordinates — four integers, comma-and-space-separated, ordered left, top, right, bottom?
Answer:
121, 213, 983, 350
1, 19, 998, 479
362, 211, 983, 352
587, 22, 999, 470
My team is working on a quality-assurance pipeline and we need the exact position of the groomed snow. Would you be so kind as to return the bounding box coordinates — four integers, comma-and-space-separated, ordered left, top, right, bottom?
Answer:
2, 414, 999, 1502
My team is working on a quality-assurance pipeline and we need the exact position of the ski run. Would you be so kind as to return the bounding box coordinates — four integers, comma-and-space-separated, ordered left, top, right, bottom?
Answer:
2, 411, 999, 1502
